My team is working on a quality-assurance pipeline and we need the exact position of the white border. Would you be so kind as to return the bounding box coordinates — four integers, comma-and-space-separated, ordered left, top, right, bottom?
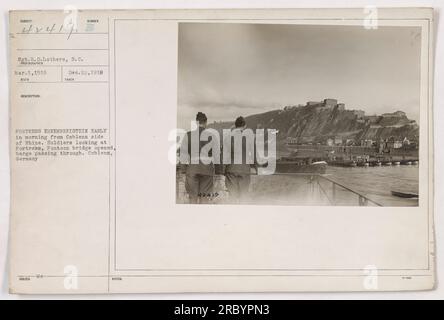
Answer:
0, 0, 442, 300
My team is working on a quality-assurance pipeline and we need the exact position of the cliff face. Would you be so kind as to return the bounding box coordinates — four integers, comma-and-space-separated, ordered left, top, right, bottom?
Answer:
210, 102, 419, 143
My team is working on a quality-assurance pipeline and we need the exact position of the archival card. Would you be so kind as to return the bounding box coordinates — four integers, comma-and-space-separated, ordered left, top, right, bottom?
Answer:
8, 8, 435, 293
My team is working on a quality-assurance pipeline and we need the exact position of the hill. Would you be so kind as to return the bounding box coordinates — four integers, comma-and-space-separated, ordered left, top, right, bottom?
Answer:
210, 99, 419, 144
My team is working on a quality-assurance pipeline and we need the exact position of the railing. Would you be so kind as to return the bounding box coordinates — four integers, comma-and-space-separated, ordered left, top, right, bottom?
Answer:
314, 174, 382, 206
176, 171, 383, 206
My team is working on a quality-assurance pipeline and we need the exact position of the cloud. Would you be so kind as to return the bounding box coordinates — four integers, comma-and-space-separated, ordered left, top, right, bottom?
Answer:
177, 23, 421, 125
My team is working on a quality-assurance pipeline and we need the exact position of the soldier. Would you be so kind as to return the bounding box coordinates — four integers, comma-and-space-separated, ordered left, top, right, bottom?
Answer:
224, 116, 255, 203
182, 112, 215, 204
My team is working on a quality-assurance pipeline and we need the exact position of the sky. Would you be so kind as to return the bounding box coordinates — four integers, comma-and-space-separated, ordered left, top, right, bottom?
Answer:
177, 23, 421, 130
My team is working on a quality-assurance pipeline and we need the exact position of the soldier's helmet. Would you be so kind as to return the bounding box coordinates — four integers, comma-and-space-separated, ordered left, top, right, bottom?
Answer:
196, 112, 207, 124
235, 116, 246, 128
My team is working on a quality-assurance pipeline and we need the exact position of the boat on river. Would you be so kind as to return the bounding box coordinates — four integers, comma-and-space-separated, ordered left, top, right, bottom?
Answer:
327, 159, 357, 167
369, 160, 382, 167
275, 156, 327, 174
391, 190, 418, 198
357, 161, 369, 167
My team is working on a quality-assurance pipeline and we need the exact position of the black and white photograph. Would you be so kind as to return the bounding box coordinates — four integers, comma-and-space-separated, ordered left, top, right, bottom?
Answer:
176, 23, 421, 207
4, 7, 437, 296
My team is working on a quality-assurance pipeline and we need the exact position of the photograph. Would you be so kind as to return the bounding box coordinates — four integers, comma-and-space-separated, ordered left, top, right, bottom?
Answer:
176, 23, 421, 207
4, 7, 437, 297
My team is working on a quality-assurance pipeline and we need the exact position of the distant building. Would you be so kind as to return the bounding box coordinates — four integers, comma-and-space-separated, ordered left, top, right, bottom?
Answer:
402, 137, 410, 146
378, 139, 386, 153
361, 139, 374, 148
353, 110, 365, 118
408, 139, 419, 149
393, 140, 403, 149
334, 136, 343, 145
325, 136, 343, 146
364, 115, 380, 125
306, 98, 348, 111
384, 136, 403, 149
324, 98, 338, 107
382, 111, 406, 118
306, 99, 338, 108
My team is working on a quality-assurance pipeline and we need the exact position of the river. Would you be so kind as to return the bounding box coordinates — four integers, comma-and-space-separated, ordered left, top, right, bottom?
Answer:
325, 165, 419, 206
177, 165, 419, 207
